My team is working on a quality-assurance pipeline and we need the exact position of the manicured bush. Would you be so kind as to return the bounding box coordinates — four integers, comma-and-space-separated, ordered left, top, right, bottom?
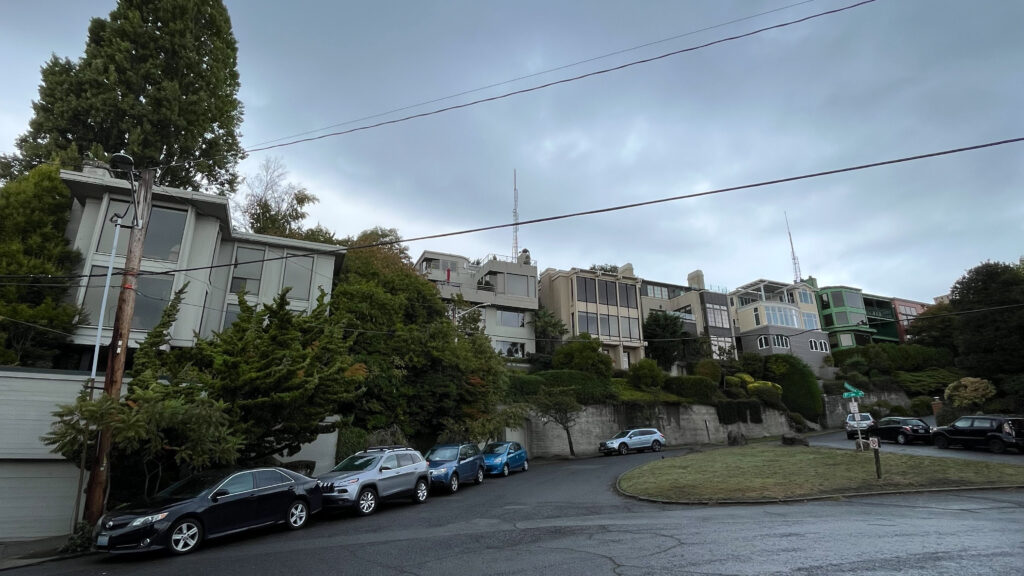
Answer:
722, 386, 748, 399
611, 380, 687, 406
627, 359, 665, 391
895, 368, 960, 396
509, 373, 545, 401
735, 372, 756, 384
944, 377, 996, 409
724, 375, 743, 388
535, 370, 614, 404
551, 334, 613, 381
747, 380, 784, 410
739, 354, 765, 379
909, 395, 934, 417
765, 354, 823, 420
665, 375, 719, 405
694, 359, 722, 384
831, 343, 954, 373
788, 412, 809, 432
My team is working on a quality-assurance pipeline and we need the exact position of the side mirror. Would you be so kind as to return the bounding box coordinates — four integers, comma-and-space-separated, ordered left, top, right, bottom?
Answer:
380, 465, 392, 471
211, 488, 229, 501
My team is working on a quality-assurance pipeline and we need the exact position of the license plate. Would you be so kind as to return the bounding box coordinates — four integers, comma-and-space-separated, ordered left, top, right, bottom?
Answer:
96, 534, 109, 546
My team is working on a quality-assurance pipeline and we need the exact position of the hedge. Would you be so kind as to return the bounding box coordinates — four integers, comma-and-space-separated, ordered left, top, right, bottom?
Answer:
664, 375, 719, 405
534, 370, 615, 404
765, 354, 823, 420
831, 343, 954, 372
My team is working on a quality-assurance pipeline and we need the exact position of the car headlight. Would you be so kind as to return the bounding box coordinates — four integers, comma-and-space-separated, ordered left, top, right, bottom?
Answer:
431, 467, 448, 475
129, 512, 168, 527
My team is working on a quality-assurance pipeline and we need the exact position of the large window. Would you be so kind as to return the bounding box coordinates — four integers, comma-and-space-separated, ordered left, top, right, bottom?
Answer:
223, 303, 241, 329
646, 284, 669, 299
831, 291, 845, 308
765, 305, 798, 328
618, 284, 637, 309
798, 290, 813, 304
757, 335, 770, 350
493, 340, 525, 358
599, 280, 618, 305
772, 334, 791, 348
576, 277, 597, 303
810, 339, 820, 352
844, 291, 864, 310
82, 266, 173, 330
709, 336, 732, 359
802, 312, 819, 330
838, 333, 855, 347
283, 254, 314, 300
579, 312, 599, 335
96, 200, 187, 262
753, 307, 760, 326
599, 313, 619, 337
230, 246, 265, 295
706, 304, 730, 328
498, 310, 525, 328
619, 316, 640, 340
506, 274, 534, 297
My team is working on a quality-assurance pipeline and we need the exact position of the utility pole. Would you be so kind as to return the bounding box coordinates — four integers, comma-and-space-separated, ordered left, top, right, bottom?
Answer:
83, 168, 154, 525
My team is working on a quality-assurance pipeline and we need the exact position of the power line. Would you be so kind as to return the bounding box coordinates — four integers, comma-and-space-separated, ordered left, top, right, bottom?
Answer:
3, 133, 1022, 282
0, 315, 76, 337
160, 0, 876, 172
245, 0, 820, 149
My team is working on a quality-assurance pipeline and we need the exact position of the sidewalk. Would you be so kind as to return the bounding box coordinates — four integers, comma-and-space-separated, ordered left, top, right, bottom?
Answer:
0, 535, 72, 571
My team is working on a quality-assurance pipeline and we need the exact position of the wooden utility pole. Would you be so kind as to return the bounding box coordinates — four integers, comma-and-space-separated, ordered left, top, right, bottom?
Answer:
83, 169, 154, 524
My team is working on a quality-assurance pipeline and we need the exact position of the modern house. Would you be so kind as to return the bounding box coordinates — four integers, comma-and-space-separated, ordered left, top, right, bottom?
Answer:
414, 249, 538, 359
728, 278, 831, 375
61, 167, 342, 366
892, 297, 929, 342
538, 264, 644, 369
639, 269, 735, 369
814, 282, 929, 349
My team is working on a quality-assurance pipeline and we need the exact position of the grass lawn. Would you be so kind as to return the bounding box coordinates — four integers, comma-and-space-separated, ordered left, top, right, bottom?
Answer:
618, 444, 1024, 502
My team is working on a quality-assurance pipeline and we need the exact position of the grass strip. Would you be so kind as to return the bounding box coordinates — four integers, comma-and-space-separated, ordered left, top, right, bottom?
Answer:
618, 444, 1024, 502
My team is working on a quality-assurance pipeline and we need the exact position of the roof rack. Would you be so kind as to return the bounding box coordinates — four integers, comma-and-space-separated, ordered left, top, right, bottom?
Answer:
365, 445, 408, 452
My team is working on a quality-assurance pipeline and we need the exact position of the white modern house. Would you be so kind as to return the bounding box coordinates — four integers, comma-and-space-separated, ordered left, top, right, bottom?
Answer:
414, 249, 538, 359
0, 167, 345, 541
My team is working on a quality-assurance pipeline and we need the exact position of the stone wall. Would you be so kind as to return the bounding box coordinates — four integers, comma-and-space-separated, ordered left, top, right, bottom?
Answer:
526, 403, 792, 458
822, 390, 911, 428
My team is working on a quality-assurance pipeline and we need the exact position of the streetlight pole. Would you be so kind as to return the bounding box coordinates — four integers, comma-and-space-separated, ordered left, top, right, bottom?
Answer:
82, 166, 155, 525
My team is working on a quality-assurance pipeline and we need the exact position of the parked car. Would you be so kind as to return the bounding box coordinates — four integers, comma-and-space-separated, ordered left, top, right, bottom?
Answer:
845, 413, 875, 439
317, 446, 429, 517
598, 428, 665, 455
425, 442, 485, 493
868, 417, 932, 445
482, 441, 528, 476
932, 415, 1024, 454
95, 467, 321, 555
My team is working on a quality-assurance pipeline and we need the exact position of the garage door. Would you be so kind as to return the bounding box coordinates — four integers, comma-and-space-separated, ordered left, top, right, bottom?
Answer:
0, 461, 81, 540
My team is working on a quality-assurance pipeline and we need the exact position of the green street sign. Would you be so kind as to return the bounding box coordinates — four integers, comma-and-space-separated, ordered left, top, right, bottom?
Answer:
842, 391, 864, 399
843, 382, 864, 395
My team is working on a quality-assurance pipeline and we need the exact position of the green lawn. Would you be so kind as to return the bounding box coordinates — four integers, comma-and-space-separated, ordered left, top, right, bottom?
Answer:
618, 444, 1024, 502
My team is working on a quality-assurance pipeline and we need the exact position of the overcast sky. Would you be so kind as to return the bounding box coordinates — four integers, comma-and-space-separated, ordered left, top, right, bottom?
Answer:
2, 0, 1021, 303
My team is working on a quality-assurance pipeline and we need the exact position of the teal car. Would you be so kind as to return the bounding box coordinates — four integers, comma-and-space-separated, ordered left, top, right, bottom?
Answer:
482, 441, 528, 476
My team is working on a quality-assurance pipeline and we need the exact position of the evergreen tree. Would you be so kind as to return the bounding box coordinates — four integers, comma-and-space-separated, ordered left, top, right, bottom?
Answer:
950, 261, 1024, 380
0, 166, 81, 366
15, 0, 245, 194
551, 334, 613, 382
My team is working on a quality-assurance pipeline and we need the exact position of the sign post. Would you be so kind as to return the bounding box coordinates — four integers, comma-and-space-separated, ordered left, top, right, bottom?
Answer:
870, 437, 882, 479
843, 382, 866, 447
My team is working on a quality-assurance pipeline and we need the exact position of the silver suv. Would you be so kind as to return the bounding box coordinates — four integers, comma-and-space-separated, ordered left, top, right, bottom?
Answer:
599, 428, 666, 455
845, 413, 875, 439
317, 446, 429, 516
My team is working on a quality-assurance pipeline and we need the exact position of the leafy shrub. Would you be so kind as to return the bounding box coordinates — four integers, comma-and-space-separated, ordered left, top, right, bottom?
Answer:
788, 412, 809, 432
831, 343, 954, 372
612, 368, 628, 379
765, 354, 822, 420
665, 375, 719, 405
694, 359, 722, 384
735, 372, 756, 384
509, 373, 545, 401
722, 386, 748, 399
627, 359, 665, 391
611, 380, 687, 405
747, 380, 784, 410
336, 425, 368, 463
895, 368, 960, 396
739, 353, 766, 379
822, 380, 845, 395
535, 370, 614, 404
909, 396, 935, 417
944, 377, 996, 409
724, 375, 743, 388
551, 334, 613, 381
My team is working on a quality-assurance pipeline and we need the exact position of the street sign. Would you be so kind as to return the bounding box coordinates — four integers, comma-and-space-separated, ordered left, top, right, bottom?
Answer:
843, 382, 865, 398
869, 437, 879, 450
849, 401, 859, 414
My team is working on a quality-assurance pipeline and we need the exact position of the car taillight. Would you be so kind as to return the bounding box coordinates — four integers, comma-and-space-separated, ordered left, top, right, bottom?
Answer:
902, 426, 911, 432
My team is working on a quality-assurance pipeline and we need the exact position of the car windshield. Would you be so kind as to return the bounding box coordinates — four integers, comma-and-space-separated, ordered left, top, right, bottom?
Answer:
331, 454, 379, 472
426, 447, 459, 461
611, 431, 630, 439
483, 443, 508, 454
155, 470, 227, 499
903, 419, 928, 427
850, 414, 872, 422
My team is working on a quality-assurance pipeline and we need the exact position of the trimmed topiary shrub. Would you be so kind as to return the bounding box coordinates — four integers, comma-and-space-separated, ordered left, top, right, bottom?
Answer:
694, 359, 722, 384
535, 370, 614, 404
747, 380, 785, 410
895, 368, 960, 396
627, 358, 666, 391
765, 354, 823, 421
665, 375, 719, 404
724, 375, 743, 388
735, 372, 756, 384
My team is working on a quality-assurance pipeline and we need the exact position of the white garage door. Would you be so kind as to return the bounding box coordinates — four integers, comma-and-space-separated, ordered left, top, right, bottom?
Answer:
0, 461, 81, 540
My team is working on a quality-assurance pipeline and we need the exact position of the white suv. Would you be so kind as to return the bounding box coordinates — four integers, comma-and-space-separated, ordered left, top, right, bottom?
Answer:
599, 428, 666, 455
845, 413, 875, 439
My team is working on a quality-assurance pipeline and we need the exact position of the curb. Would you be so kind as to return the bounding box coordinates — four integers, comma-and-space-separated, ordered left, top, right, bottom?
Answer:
0, 551, 93, 572
613, 450, 1024, 505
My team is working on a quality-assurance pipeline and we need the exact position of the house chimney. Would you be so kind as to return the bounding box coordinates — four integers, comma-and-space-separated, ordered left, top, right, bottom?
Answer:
687, 270, 706, 290
620, 263, 634, 277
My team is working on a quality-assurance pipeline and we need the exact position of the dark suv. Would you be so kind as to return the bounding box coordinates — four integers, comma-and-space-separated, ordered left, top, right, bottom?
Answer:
932, 415, 1024, 454
317, 446, 430, 516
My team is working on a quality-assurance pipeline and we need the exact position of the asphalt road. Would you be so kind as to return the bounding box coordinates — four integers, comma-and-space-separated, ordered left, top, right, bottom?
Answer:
12, 447, 1024, 576
811, 428, 1024, 465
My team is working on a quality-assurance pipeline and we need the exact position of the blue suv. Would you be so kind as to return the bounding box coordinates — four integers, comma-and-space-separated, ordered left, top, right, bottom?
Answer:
425, 442, 484, 494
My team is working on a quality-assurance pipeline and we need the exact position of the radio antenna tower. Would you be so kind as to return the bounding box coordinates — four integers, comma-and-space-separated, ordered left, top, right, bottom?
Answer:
512, 170, 519, 257
785, 211, 802, 284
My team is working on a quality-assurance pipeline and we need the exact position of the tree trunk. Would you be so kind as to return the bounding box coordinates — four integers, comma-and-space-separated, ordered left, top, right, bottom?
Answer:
563, 426, 576, 457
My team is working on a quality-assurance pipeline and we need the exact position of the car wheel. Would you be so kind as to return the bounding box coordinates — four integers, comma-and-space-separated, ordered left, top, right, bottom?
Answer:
896, 433, 908, 446
934, 435, 949, 449
618, 443, 629, 456
287, 500, 309, 530
475, 466, 485, 485
651, 440, 662, 452
522, 459, 529, 472
448, 473, 459, 494
502, 463, 510, 477
412, 478, 428, 504
356, 487, 377, 516
988, 438, 1006, 454
168, 518, 202, 555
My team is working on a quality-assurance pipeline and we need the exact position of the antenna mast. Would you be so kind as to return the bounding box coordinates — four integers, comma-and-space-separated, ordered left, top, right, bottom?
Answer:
785, 211, 802, 284
512, 170, 519, 257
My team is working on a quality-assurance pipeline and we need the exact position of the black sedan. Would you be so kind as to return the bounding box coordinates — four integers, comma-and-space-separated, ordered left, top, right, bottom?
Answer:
869, 417, 933, 445
95, 467, 322, 555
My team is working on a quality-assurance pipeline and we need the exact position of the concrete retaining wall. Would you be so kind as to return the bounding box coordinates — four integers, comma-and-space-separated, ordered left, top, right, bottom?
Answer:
526, 403, 792, 458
